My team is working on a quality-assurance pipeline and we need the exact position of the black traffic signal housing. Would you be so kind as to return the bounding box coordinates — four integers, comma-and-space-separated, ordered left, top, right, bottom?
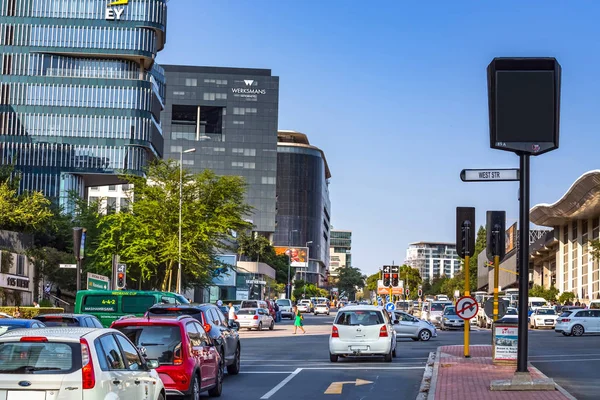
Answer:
391, 273, 399, 287
383, 273, 391, 287
486, 211, 506, 261
456, 207, 476, 258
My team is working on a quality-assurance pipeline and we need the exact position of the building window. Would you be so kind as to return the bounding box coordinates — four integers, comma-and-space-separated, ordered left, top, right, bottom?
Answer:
173, 91, 185, 96
89, 196, 99, 204
107, 197, 117, 213
90, 186, 99, 191
108, 185, 116, 191
16, 255, 24, 276
261, 177, 275, 184
185, 78, 197, 87
182, 159, 194, 165
170, 145, 183, 153
119, 198, 129, 211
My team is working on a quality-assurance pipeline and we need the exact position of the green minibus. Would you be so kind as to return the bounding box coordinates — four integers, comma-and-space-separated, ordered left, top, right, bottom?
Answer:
74, 289, 190, 327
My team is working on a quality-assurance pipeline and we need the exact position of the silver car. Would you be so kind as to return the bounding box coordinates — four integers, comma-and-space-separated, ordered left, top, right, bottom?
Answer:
440, 306, 464, 330
391, 311, 437, 341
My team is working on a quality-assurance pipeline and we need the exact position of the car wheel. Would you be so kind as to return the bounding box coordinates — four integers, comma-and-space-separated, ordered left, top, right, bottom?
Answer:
384, 348, 393, 362
572, 324, 585, 337
314, 313, 317, 316
227, 345, 240, 375
269, 321, 274, 330
419, 329, 432, 341
330, 353, 338, 362
158, 392, 165, 400
258, 322, 263, 331
208, 359, 223, 397
187, 373, 200, 400
392, 347, 397, 358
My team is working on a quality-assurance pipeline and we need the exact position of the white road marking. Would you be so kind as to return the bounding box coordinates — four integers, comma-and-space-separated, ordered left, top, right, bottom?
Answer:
242, 357, 428, 362
260, 368, 302, 399
302, 366, 425, 370
530, 353, 600, 358
239, 371, 294, 374
533, 358, 600, 363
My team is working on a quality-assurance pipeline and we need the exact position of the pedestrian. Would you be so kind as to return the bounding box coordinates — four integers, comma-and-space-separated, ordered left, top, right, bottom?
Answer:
56, 286, 62, 299
217, 299, 223, 307
33, 301, 40, 308
228, 302, 236, 326
292, 305, 305, 334
12, 306, 20, 318
273, 301, 281, 322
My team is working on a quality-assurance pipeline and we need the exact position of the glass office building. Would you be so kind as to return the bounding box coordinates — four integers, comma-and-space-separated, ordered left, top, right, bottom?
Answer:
161, 65, 280, 235
0, 0, 167, 207
274, 130, 332, 286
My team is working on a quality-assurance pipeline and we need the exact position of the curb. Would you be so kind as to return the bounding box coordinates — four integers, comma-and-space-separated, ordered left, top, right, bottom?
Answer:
424, 348, 441, 400
415, 352, 435, 400
528, 363, 578, 400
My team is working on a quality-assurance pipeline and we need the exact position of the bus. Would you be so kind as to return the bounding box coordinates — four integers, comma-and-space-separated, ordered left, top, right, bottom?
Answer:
74, 290, 189, 327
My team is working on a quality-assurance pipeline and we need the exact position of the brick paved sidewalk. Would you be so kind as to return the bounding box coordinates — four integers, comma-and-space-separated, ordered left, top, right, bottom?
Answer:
431, 345, 573, 400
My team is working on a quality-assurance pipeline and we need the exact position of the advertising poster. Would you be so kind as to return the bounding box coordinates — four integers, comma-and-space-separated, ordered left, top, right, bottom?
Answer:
505, 223, 517, 254
212, 254, 237, 286
274, 246, 308, 268
494, 325, 518, 361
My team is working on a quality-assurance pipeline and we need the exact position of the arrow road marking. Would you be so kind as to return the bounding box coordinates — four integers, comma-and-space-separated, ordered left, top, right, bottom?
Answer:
324, 379, 373, 394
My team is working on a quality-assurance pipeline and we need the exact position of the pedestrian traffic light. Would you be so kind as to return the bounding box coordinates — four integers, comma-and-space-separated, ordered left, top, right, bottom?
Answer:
383, 273, 391, 287
391, 273, 399, 287
486, 211, 506, 261
456, 207, 476, 258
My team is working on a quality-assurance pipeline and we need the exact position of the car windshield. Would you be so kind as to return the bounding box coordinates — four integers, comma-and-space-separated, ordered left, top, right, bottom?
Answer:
242, 301, 259, 308
531, 301, 546, 307
443, 307, 456, 315
506, 308, 518, 315
537, 309, 555, 315
237, 309, 257, 315
0, 341, 76, 374
117, 325, 181, 364
431, 303, 450, 311
36, 316, 79, 327
276, 300, 290, 306
336, 310, 384, 326
560, 311, 574, 317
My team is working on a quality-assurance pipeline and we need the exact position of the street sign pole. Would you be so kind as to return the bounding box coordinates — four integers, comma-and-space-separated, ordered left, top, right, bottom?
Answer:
464, 254, 470, 358
517, 153, 531, 372
494, 255, 500, 321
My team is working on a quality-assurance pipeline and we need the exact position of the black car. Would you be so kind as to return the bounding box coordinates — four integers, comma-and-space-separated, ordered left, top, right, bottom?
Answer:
33, 313, 103, 328
146, 304, 241, 375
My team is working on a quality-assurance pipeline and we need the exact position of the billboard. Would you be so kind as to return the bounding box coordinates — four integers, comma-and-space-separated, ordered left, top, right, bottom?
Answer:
505, 222, 517, 254
274, 246, 308, 268
212, 254, 237, 287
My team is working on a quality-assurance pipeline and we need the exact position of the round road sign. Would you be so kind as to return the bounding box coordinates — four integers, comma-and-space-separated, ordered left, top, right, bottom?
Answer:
385, 302, 396, 312
456, 296, 478, 320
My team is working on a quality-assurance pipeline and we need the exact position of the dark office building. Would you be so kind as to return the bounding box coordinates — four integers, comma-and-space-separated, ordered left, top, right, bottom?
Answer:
0, 0, 168, 208
161, 65, 279, 235
274, 130, 332, 286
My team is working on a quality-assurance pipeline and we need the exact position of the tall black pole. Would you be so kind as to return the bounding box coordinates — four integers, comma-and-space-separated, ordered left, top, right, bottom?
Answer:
517, 153, 530, 372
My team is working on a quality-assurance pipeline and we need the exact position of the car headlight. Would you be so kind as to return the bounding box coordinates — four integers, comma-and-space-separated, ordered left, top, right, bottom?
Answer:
443, 318, 449, 321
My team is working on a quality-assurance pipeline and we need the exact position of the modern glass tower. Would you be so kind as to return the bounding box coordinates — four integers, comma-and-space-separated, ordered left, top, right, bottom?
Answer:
0, 0, 167, 207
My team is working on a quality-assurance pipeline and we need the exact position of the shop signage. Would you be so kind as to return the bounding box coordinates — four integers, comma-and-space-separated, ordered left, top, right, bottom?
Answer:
246, 279, 266, 285
106, 0, 128, 21
0, 273, 29, 291
494, 325, 518, 362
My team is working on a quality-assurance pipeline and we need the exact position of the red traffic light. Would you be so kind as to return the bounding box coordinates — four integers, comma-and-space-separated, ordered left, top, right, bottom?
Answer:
118, 273, 124, 279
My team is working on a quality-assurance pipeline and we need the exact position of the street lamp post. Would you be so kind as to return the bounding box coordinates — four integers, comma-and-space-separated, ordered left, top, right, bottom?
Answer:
177, 148, 196, 294
304, 241, 313, 297
287, 229, 299, 299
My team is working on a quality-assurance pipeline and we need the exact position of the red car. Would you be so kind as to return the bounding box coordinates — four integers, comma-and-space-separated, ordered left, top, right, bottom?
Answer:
112, 316, 223, 398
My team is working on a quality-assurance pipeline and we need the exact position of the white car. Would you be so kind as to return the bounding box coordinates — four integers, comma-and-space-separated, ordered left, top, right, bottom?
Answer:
236, 308, 274, 330
314, 303, 330, 316
329, 305, 397, 362
555, 309, 600, 336
276, 299, 293, 319
392, 311, 437, 341
0, 327, 165, 400
297, 300, 312, 313
530, 307, 557, 329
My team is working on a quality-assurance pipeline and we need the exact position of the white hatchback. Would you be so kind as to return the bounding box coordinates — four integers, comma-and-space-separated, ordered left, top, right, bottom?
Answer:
329, 306, 397, 362
236, 308, 275, 331
556, 309, 600, 336
0, 327, 165, 400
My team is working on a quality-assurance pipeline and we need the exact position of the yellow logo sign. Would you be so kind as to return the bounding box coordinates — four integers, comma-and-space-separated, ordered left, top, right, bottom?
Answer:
108, 0, 128, 5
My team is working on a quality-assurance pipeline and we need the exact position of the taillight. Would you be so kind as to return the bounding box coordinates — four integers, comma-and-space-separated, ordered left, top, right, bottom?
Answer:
561, 318, 571, 322
331, 326, 339, 338
203, 323, 211, 333
253, 315, 259, 320
173, 343, 183, 366
379, 325, 388, 337
234, 314, 238, 320
20, 336, 48, 342
80, 339, 95, 389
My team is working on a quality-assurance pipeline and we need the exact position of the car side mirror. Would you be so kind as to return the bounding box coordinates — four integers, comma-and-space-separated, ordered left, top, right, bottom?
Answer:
146, 359, 159, 369
393, 320, 399, 324
137, 346, 148, 358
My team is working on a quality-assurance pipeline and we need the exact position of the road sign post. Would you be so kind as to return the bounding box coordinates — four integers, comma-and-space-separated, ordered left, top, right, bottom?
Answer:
385, 302, 395, 312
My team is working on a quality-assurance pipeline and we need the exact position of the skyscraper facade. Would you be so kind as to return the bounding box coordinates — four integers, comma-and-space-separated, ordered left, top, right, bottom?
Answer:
330, 230, 351, 277
405, 242, 460, 281
0, 0, 167, 206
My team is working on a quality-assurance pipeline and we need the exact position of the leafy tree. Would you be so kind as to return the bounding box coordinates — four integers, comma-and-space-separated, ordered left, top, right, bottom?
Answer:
365, 272, 380, 291
0, 181, 53, 233
558, 291, 575, 305
92, 160, 252, 291
398, 265, 422, 296
590, 239, 600, 264
428, 275, 449, 296
337, 266, 366, 300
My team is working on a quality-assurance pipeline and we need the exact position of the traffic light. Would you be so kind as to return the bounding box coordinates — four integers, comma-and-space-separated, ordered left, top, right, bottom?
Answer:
418, 289, 423, 297
383, 273, 391, 287
116, 265, 126, 289
456, 207, 475, 258
391, 273, 399, 287
486, 211, 506, 261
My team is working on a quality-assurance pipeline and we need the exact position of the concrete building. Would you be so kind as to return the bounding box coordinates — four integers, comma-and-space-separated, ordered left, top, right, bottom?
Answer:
87, 184, 132, 213
330, 230, 352, 277
0, 0, 168, 209
405, 242, 460, 280
273, 130, 331, 287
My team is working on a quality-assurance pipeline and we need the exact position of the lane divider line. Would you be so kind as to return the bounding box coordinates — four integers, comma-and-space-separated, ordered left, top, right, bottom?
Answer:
260, 368, 303, 399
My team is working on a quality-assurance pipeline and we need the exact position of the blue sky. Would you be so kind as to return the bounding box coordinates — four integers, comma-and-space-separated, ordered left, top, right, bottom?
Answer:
159, 1, 600, 276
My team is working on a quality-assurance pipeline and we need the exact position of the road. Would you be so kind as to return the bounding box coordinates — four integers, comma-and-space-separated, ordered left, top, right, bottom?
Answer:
210, 311, 600, 399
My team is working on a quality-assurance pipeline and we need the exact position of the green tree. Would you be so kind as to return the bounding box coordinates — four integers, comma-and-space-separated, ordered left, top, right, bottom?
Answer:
0, 181, 53, 233
337, 266, 366, 300
365, 272, 380, 291
530, 285, 559, 302
236, 232, 291, 285
398, 265, 422, 297
428, 275, 449, 295
92, 160, 252, 291
558, 291, 575, 305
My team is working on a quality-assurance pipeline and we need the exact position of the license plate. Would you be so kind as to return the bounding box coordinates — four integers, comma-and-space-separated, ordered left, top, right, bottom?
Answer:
545, 320, 554, 324
350, 346, 368, 351
8, 392, 46, 400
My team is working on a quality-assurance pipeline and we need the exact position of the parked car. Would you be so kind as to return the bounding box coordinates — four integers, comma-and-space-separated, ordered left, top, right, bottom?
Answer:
314, 303, 330, 316
276, 299, 293, 319
236, 308, 274, 330
391, 311, 436, 341
555, 309, 600, 336
0, 327, 165, 399
529, 307, 557, 329
145, 304, 241, 375
112, 316, 223, 398
240, 300, 276, 320
329, 305, 397, 362
0, 319, 46, 335
440, 306, 465, 331
33, 313, 103, 328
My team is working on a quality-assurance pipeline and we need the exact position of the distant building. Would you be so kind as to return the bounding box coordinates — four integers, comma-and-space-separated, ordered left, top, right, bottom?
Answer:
87, 184, 132, 214
330, 230, 352, 277
405, 242, 460, 280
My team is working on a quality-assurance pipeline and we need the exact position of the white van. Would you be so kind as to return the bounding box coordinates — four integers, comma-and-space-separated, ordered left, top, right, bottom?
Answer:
589, 300, 600, 309
528, 297, 548, 311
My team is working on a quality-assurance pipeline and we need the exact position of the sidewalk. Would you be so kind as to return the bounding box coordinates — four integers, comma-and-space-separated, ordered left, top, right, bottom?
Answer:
426, 345, 575, 400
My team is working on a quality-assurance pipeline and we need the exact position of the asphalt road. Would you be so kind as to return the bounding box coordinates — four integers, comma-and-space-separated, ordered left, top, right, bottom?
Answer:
212, 312, 600, 399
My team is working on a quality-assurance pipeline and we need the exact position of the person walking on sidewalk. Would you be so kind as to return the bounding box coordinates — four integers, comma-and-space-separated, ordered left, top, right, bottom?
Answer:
292, 305, 305, 334
228, 302, 236, 326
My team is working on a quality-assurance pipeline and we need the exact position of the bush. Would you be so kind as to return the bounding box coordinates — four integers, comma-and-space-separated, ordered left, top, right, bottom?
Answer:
0, 306, 64, 319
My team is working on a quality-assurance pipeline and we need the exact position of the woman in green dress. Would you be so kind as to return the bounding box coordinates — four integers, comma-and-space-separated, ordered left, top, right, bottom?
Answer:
293, 305, 306, 334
